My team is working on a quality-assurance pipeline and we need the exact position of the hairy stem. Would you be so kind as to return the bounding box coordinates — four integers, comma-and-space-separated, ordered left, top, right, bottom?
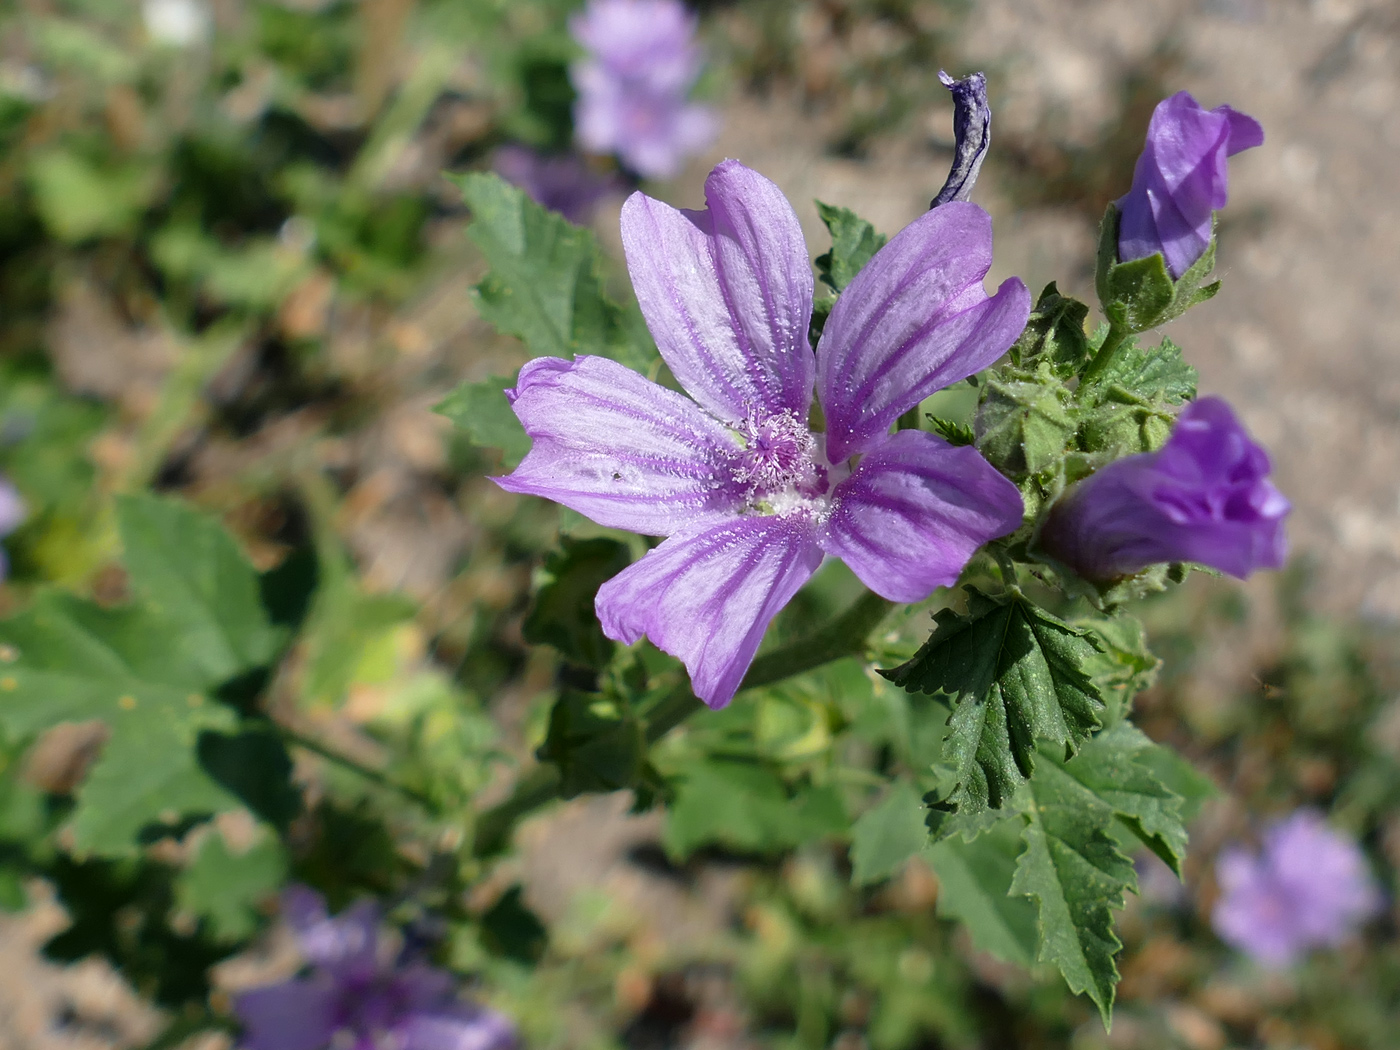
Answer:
1078, 321, 1131, 387
472, 590, 896, 858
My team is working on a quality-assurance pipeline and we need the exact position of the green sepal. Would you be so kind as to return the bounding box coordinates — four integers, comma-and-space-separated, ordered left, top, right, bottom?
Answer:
523, 537, 631, 669
537, 690, 646, 799
814, 201, 887, 293
1010, 283, 1091, 378
1094, 204, 1222, 334
973, 367, 1077, 481
881, 588, 1105, 814
926, 417, 975, 447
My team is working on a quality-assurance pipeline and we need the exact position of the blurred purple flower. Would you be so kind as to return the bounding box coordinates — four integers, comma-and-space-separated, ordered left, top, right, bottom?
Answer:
0, 478, 26, 581
1117, 91, 1263, 278
1212, 810, 1382, 968
493, 146, 625, 225
1039, 397, 1289, 581
234, 887, 515, 1050
494, 160, 1028, 708
569, 0, 718, 179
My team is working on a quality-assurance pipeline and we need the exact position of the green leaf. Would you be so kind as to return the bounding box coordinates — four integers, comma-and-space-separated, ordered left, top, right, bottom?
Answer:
0, 497, 285, 856
26, 151, 157, 243
850, 779, 928, 886
973, 371, 1076, 480
1010, 283, 1091, 377
1079, 336, 1197, 408
882, 590, 1105, 814
454, 172, 655, 370
1050, 724, 1188, 875
175, 829, 286, 942
1009, 763, 1135, 1028
924, 817, 1038, 967
117, 495, 284, 683
538, 690, 645, 799
926, 417, 975, 447
523, 537, 631, 668
1073, 615, 1161, 721
814, 201, 887, 292
434, 375, 530, 469
664, 761, 844, 859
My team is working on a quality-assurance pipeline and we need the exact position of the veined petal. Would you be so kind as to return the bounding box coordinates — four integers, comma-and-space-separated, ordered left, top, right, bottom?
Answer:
596, 515, 823, 708
234, 980, 339, 1050
495, 355, 743, 535
620, 160, 815, 424
816, 202, 1030, 462
820, 430, 1022, 602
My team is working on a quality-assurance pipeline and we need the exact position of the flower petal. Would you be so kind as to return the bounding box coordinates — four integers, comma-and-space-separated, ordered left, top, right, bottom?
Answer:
596, 514, 823, 708
495, 355, 744, 535
620, 160, 815, 424
398, 1006, 517, 1050
820, 430, 1022, 602
234, 979, 339, 1050
816, 202, 1030, 462
281, 885, 379, 979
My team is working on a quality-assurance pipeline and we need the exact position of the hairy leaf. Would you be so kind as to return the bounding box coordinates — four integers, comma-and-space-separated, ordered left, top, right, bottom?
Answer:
850, 779, 928, 886
974, 371, 1076, 480
453, 172, 655, 370
1010, 764, 1135, 1028
1010, 282, 1091, 377
814, 201, 887, 293
882, 590, 1105, 813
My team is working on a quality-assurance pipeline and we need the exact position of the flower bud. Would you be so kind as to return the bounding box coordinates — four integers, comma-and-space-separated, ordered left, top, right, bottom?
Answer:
1038, 397, 1288, 581
1117, 91, 1262, 279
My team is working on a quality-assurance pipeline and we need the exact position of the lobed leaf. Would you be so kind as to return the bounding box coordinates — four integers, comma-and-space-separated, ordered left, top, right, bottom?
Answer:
433, 375, 530, 468
814, 201, 887, 293
924, 816, 1038, 967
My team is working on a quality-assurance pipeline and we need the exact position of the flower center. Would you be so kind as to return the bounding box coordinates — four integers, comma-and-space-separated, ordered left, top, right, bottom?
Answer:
730, 411, 830, 515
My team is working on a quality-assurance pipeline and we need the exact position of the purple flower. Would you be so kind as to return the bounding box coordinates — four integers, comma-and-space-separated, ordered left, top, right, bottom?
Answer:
0, 478, 26, 581
1117, 91, 1263, 279
492, 146, 626, 225
234, 887, 515, 1050
1212, 810, 1383, 968
1039, 397, 1289, 581
569, 0, 718, 179
495, 160, 1028, 708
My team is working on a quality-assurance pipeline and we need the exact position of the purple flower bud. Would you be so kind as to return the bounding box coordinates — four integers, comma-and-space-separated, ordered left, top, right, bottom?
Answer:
492, 146, 626, 225
1117, 91, 1263, 279
1212, 810, 1383, 969
569, 0, 718, 179
930, 71, 990, 209
1039, 397, 1289, 581
234, 887, 516, 1050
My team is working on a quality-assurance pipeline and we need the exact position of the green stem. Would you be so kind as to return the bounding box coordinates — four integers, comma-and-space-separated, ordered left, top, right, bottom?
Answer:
1078, 320, 1131, 387
471, 590, 896, 857
281, 726, 440, 814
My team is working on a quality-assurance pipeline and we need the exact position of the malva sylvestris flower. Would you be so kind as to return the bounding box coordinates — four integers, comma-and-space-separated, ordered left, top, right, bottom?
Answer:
1117, 91, 1263, 279
234, 886, 515, 1050
1212, 810, 1382, 969
570, 0, 718, 179
495, 160, 1029, 708
1039, 397, 1289, 582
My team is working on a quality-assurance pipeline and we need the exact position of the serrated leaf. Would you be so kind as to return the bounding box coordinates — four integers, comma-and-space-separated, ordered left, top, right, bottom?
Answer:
850, 779, 928, 886
1010, 763, 1135, 1028
1010, 282, 1090, 377
1050, 724, 1188, 875
882, 590, 1105, 814
0, 497, 285, 856
434, 375, 530, 468
1072, 615, 1161, 721
925, 817, 1038, 967
814, 201, 887, 293
454, 172, 655, 370
1078, 337, 1197, 409
523, 537, 631, 668
175, 829, 286, 942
